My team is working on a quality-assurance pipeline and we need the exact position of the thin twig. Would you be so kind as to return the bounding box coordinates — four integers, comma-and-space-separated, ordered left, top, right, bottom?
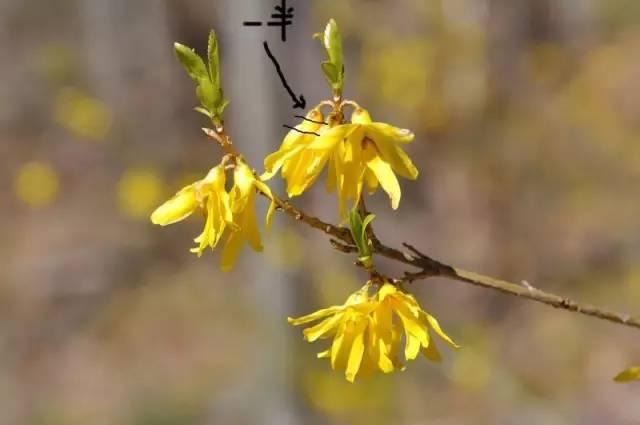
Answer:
266, 189, 640, 330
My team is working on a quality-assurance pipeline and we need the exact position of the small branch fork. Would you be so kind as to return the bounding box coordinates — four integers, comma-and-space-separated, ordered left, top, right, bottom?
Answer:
202, 116, 640, 332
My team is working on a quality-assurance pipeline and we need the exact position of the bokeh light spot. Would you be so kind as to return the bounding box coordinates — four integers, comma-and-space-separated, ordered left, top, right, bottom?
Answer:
117, 168, 164, 219
54, 87, 112, 141
14, 161, 60, 208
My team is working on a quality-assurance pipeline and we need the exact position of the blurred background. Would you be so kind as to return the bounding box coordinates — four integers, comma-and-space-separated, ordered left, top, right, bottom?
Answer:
2, 0, 640, 424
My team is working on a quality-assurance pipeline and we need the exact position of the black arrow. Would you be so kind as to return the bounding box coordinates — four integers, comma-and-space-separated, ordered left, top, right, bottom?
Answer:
263, 41, 306, 109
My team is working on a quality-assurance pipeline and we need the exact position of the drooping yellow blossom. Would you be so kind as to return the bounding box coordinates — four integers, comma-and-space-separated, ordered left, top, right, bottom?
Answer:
150, 160, 275, 270
288, 285, 378, 383
151, 165, 233, 251
376, 283, 459, 364
288, 282, 457, 382
262, 107, 418, 215
219, 161, 276, 271
262, 108, 327, 196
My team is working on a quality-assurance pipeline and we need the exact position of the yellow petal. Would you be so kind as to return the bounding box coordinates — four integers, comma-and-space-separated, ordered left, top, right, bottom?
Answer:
303, 314, 342, 342
404, 333, 423, 361
326, 153, 337, 193
330, 321, 348, 370
232, 162, 256, 212
242, 192, 263, 252
285, 149, 329, 197
307, 124, 353, 150
421, 333, 442, 363
345, 320, 367, 382
220, 231, 244, 272
150, 186, 198, 226
317, 349, 331, 359
262, 146, 300, 180
254, 180, 277, 231
394, 302, 429, 347
368, 122, 415, 144
377, 283, 398, 301
390, 325, 406, 371
366, 155, 401, 209
366, 315, 394, 373
364, 169, 379, 194
350, 108, 372, 125
422, 311, 459, 348
262, 110, 324, 179
614, 366, 640, 382
281, 109, 324, 150
374, 137, 419, 180
201, 165, 227, 188
191, 196, 222, 255
287, 306, 343, 326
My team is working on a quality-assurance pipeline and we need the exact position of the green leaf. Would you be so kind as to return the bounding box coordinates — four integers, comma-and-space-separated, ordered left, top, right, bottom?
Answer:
207, 30, 221, 90
614, 366, 640, 382
323, 19, 343, 73
174, 42, 209, 83
320, 62, 339, 88
348, 208, 364, 253
174, 33, 229, 125
196, 77, 216, 111
360, 214, 375, 246
215, 98, 230, 117
316, 19, 344, 93
194, 106, 213, 118
348, 208, 374, 259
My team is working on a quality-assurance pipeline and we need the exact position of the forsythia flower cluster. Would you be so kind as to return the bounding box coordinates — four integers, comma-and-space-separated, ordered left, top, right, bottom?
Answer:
151, 22, 458, 383
289, 282, 458, 382
262, 107, 418, 215
151, 105, 418, 268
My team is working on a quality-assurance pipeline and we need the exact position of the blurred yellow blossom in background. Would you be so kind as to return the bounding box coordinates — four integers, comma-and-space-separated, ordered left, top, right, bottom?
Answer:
117, 168, 164, 219
14, 161, 60, 208
54, 87, 112, 141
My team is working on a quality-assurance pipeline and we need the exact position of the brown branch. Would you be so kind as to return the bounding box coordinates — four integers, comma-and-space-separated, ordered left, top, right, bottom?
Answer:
260, 191, 640, 329
384, 242, 640, 330
203, 126, 640, 331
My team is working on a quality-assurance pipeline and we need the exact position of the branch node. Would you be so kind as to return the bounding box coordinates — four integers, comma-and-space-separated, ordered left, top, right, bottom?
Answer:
521, 280, 536, 291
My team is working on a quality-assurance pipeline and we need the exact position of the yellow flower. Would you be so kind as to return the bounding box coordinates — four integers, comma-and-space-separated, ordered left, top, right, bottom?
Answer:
289, 282, 457, 382
320, 108, 419, 214
151, 161, 275, 270
151, 165, 232, 254
262, 107, 418, 216
262, 108, 328, 196
376, 283, 459, 364
219, 161, 276, 271
288, 285, 378, 383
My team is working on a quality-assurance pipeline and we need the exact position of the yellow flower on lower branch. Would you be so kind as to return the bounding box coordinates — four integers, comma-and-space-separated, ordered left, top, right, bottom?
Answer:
150, 160, 275, 271
288, 282, 457, 382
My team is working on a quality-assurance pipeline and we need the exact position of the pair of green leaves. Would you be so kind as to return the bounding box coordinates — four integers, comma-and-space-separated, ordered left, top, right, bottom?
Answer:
174, 30, 229, 125
314, 19, 344, 95
348, 208, 375, 267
